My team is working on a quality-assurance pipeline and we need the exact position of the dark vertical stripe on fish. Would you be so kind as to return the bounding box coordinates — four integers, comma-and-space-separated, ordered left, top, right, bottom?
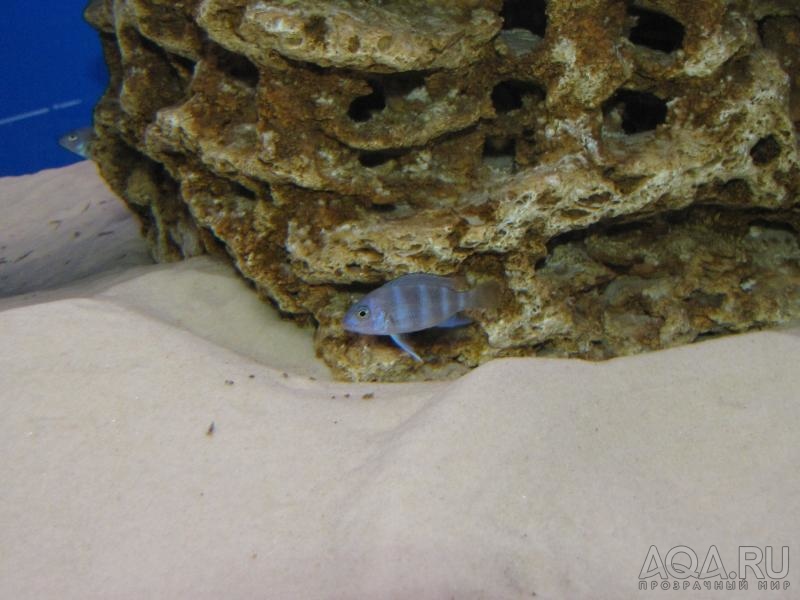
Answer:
418, 282, 431, 326
439, 284, 452, 318
391, 284, 407, 327
459, 287, 472, 311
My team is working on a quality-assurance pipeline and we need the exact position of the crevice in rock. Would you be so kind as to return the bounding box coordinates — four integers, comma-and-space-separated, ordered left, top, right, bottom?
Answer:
169, 52, 196, 74
368, 202, 396, 213
543, 228, 589, 256
357, 148, 407, 168
333, 280, 383, 295
230, 181, 257, 201
747, 218, 797, 235
627, 6, 684, 53
693, 328, 733, 342
604, 220, 653, 237
208, 43, 259, 88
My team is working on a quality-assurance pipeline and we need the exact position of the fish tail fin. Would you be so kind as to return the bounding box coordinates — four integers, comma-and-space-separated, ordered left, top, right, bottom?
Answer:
466, 280, 501, 311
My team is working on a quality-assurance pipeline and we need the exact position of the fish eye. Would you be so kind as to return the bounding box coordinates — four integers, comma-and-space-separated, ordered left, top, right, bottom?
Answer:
68, 134, 78, 141
356, 306, 369, 320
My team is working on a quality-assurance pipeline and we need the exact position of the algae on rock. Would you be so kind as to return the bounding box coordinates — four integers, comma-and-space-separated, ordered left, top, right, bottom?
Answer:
86, 0, 800, 380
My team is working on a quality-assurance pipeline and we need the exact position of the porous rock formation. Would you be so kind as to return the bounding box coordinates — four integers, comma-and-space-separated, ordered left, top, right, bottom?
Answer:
86, 0, 800, 381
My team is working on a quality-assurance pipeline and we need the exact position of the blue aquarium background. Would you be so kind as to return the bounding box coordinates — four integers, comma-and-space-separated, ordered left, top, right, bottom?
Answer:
0, 1, 107, 176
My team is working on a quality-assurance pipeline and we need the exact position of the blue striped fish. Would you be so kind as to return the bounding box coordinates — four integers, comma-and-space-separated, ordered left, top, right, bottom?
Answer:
343, 273, 499, 362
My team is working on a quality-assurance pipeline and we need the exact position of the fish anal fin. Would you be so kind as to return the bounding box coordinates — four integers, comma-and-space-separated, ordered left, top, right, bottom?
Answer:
390, 334, 423, 362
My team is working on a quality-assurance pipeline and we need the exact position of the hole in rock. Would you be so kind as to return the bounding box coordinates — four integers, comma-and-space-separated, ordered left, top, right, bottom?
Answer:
357, 149, 406, 168
384, 72, 427, 96
750, 135, 781, 165
347, 73, 427, 123
501, 0, 547, 37
482, 136, 516, 170
348, 81, 386, 122
491, 80, 545, 114
483, 136, 516, 157
603, 89, 667, 134
627, 6, 684, 53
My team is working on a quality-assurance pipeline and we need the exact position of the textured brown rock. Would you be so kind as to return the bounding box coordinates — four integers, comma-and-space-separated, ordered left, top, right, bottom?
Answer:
86, 0, 800, 380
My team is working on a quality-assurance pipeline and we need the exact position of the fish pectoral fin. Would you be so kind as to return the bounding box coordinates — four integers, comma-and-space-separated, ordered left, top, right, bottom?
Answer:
436, 313, 473, 328
390, 334, 423, 362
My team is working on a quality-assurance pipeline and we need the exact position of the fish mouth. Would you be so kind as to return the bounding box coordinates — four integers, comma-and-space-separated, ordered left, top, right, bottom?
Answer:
342, 317, 378, 335
341, 315, 360, 332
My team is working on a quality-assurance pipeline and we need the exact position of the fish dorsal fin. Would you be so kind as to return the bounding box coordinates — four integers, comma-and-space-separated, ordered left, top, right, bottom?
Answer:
383, 273, 465, 291
437, 313, 473, 328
